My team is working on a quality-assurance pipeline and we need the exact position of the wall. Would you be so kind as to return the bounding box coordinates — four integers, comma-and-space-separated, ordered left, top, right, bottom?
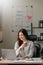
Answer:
0, 0, 43, 49
33, 0, 43, 37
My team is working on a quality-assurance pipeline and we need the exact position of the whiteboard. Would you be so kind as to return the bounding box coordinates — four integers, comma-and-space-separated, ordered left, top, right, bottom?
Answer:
11, 6, 33, 35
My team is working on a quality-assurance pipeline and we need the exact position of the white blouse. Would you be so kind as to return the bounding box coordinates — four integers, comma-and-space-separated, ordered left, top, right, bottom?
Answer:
14, 40, 34, 58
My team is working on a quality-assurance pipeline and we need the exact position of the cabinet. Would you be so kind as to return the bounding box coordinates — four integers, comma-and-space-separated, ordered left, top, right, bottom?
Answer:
31, 23, 43, 41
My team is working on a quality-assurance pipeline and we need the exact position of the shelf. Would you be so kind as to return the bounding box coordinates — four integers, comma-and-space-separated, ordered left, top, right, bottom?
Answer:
31, 23, 43, 36
32, 27, 43, 29
38, 40, 43, 41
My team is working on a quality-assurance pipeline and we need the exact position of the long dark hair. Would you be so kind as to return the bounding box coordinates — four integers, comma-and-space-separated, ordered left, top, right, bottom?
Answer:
17, 28, 29, 46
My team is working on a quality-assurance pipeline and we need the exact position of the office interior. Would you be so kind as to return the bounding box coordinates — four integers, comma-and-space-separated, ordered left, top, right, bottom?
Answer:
0, 0, 43, 58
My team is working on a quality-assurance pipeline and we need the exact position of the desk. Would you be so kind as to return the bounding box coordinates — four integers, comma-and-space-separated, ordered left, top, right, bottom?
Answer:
0, 59, 43, 64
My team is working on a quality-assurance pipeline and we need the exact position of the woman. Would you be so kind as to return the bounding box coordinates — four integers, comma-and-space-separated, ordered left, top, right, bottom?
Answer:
14, 28, 34, 60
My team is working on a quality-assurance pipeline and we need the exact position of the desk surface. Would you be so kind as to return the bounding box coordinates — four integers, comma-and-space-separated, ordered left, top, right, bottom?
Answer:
0, 59, 43, 64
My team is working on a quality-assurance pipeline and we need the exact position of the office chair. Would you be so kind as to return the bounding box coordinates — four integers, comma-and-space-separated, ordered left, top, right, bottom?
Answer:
33, 43, 41, 57
41, 48, 43, 59
28, 35, 37, 41
28, 35, 41, 57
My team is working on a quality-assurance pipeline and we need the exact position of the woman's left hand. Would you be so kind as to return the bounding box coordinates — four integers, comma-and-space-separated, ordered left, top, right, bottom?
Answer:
21, 56, 29, 60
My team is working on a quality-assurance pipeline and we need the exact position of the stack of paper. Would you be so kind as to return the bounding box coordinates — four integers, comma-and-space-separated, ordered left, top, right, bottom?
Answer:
24, 58, 42, 62
14, 58, 42, 63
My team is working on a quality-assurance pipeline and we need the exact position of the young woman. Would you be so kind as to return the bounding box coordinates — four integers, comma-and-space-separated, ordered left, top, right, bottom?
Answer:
14, 28, 34, 60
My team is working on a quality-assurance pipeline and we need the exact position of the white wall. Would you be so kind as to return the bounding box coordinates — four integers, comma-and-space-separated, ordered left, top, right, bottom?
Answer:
33, 0, 43, 36
0, 0, 43, 48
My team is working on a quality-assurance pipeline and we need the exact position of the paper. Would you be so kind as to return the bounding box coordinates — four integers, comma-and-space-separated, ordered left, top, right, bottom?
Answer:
24, 58, 42, 62
14, 58, 42, 63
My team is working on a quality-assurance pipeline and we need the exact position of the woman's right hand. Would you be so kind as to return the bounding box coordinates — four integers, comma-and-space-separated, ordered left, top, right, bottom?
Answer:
19, 43, 26, 50
18, 42, 27, 51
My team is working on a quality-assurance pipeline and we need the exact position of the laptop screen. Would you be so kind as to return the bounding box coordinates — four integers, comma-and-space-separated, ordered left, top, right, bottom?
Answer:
1, 49, 17, 60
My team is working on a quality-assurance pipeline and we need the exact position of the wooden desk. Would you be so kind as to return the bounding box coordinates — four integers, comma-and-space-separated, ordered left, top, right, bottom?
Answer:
0, 59, 43, 64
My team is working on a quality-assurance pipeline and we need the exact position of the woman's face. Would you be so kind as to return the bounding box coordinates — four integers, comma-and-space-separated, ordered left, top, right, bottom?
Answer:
19, 32, 26, 41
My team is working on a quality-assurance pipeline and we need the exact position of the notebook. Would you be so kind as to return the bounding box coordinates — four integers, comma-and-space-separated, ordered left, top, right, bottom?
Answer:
1, 49, 17, 60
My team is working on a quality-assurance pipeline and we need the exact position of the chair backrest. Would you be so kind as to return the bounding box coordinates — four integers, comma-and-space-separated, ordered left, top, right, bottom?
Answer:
41, 48, 43, 55
33, 43, 41, 57
41, 48, 43, 58
28, 35, 41, 57
28, 35, 37, 42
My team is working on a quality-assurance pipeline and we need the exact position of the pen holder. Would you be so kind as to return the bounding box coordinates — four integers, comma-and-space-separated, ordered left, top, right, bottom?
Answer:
39, 20, 43, 28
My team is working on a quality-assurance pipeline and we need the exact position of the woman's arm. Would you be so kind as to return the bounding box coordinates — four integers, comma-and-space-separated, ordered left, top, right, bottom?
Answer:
14, 41, 25, 56
18, 41, 34, 59
14, 41, 20, 56
14, 41, 28, 57
21, 41, 34, 59
26, 41, 34, 58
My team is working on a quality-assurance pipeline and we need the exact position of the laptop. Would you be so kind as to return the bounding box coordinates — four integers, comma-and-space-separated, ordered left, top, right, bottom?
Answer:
1, 49, 17, 60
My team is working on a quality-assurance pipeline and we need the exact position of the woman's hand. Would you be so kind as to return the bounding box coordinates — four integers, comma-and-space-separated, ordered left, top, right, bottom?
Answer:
21, 41, 27, 48
17, 41, 27, 51
19, 43, 26, 50
21, 56, 29, 60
